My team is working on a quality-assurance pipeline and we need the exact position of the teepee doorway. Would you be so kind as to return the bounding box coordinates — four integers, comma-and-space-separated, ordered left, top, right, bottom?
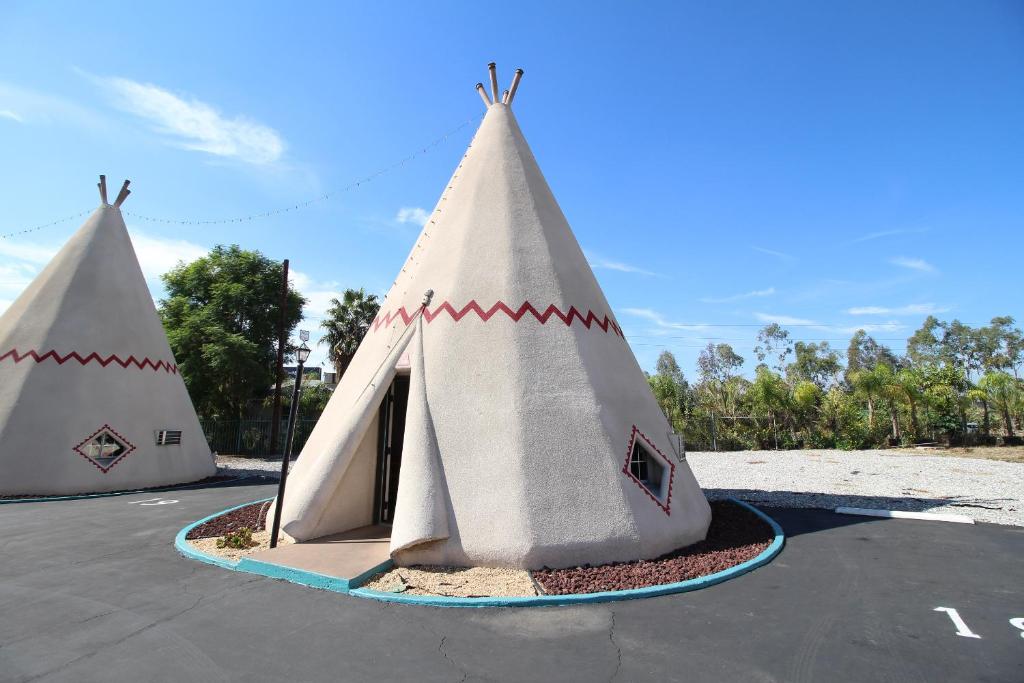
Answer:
374, 374, 410, 524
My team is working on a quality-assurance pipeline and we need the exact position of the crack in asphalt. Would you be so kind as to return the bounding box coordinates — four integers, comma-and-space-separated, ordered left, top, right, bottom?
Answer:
608, 610, 622, 682
19, 594, 207, 683
438, 635, 469, 683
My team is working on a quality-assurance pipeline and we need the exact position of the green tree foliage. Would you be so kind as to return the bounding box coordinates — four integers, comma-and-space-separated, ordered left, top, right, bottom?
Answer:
318, 288, 381, 380
670, 316, 1022, 450
787, 341, 841, 388
160, 245, 306, 419
978, 372, 1022, 437
753, 323, 793, 373
265, 379, 335, 416
648, 351, 689, 430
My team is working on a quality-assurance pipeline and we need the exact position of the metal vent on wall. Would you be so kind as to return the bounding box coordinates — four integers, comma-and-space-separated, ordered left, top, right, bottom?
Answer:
156, 430, 183, 446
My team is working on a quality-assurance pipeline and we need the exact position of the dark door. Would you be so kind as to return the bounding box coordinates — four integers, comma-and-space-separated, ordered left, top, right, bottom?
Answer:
374, 375, 410, 524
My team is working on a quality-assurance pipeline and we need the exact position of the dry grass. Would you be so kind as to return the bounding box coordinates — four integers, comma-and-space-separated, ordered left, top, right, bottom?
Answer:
891, 445, 1024, 464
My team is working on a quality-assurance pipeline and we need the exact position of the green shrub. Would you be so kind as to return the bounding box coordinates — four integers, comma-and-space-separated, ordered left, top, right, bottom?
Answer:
217, 527, 257, 550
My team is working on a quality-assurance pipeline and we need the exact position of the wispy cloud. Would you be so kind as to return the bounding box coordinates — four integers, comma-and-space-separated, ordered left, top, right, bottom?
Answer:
843, 228, 927, 245
127, 230, 208, 284
754, 311, 905, 335
622, 308, 709, 332
846, 303, 948, 316
396, 207, 429, 227
291, 270, 346, 321
754, 312, 816, 326
585, 251, 664, 277
751, 246, 795, 261
700, 287, 775, 304
0, 240, 59, 264
890, 256, 937, 273
91, 74, 285, 164
0, 82, 103, 128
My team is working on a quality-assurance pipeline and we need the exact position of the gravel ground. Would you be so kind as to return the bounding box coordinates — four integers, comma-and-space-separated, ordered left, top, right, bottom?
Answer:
687, 449, 1023, 526
364, 566, 539, 597
188, 529, 294, 562
186, 500, 271, 539
218, 451, 1022, 527
216, 455, 293, 479
534, 501, 772, 595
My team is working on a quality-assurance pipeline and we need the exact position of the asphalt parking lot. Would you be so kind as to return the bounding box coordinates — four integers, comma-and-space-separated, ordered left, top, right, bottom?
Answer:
1, 479, 1021, 682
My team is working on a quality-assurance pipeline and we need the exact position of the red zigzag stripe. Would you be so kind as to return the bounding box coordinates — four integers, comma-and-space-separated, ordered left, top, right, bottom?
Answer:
0, 348, 178, 374
371, 300, 624, 338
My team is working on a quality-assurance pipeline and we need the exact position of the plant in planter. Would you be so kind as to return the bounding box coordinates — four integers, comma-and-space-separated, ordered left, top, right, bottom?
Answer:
217, 527, 257, 550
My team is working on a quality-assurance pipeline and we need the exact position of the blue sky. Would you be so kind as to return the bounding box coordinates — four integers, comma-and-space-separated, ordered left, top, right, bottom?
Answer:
1, 1, 1021, 377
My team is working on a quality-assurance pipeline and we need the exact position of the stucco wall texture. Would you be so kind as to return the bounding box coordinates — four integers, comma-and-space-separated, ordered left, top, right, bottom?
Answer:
276, 99, 711, 570
0, 205, 215, 495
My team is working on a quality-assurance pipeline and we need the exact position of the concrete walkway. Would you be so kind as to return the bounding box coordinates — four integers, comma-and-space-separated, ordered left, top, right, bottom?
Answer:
248, 524, 391, 585
1, 479, 1021, 682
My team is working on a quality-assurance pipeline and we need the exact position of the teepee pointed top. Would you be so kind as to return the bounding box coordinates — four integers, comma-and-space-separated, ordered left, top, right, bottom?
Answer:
97, 175, 131, 207
475, 63, 524, 109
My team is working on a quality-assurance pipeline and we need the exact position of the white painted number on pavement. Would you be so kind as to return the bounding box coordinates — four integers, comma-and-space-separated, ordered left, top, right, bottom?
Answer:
934, 607, 982, 639
1011, 618, 1024, 639
129, 497, 179, 506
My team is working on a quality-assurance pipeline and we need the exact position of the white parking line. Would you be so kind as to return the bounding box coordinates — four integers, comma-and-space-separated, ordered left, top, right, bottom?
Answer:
835, 507, 975, 524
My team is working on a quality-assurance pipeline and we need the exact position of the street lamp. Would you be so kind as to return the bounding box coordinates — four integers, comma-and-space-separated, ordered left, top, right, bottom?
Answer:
270, 341, 311, 548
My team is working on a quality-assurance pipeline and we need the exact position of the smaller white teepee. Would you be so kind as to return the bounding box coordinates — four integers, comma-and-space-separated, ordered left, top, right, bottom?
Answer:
0, 177, 215, 495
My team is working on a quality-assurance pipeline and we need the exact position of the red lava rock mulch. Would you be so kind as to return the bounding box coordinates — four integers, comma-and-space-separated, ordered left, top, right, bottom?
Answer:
531, 501, 775, 595
0, 475, 241, 501
186, 500, 272, 539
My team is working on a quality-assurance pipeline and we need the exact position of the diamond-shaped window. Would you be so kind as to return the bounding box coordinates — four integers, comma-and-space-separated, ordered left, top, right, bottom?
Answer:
74, 425, 136, 473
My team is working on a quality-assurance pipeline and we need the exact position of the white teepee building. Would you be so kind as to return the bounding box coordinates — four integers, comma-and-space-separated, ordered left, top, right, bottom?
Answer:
277, 65, 711, 569
0, 177, 215, 495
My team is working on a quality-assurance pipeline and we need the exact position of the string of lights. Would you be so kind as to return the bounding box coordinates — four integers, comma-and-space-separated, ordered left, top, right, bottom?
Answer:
123, 115, 480, 226
0, 114, 481, 239
0, 210, 93, 241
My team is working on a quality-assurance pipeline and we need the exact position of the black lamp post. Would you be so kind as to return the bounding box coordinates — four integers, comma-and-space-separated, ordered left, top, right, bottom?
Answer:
270, 341, 310, 548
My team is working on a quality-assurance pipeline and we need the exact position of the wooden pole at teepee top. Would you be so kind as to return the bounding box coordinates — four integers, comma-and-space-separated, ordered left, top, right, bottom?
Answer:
97, 175, 108, 204
113, 180, 131, 207
488, 62, 499, 106
475, 83, 491, 107
507, 68, 524, 106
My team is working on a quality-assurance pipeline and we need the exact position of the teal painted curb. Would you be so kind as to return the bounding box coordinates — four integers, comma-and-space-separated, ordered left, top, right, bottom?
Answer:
175, 498, 784, 608
0, 474, 263, 505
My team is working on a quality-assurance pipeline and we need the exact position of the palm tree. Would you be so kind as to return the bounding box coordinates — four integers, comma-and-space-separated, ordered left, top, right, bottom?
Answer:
849, 365, 888, 431
318, 288, 381, 381
892, 368, 924, 440
978, 371, 1021, 437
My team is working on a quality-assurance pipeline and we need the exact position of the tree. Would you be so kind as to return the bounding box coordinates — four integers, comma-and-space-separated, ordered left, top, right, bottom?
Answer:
891, 368, 924, 440
977, 372, 1021, 437
846, 330, 899, 381
649, 351, 690, 428
697, 343, 745, 384
656, 350, 686, 387
907, 316, 944, 367
319, 288, 381, 380
753, 323, 793, 373
266, 379, 335, 416
849, 364, 891, 431
787, 341, 841, 388
748, 366, 792, 446
160, 245, 306, 420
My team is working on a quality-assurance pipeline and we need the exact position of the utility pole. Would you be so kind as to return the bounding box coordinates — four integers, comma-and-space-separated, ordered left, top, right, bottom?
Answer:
269, 259, 289, 456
